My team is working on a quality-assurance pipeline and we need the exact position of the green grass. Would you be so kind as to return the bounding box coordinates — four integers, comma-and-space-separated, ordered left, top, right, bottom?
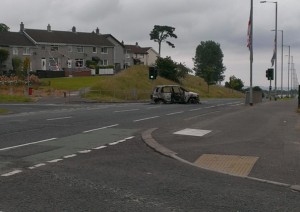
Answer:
0, 94, 32, 103
39, 65, 244, 101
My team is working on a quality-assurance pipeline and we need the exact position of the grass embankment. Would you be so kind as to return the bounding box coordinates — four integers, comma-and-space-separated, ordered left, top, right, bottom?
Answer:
0, 94, 31, 103
40, 65, 244, 102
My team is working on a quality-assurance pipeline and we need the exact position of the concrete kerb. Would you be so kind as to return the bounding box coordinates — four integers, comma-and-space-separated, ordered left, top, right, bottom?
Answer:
141, 128, 300, 193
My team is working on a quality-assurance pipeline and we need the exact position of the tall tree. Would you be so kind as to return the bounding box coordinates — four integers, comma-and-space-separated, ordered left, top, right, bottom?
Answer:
150, 25, 177, 56
0, 23, 9, 32
193, 40, 226, 88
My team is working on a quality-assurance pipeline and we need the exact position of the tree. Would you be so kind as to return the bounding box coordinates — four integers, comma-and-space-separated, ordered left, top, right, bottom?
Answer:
193, 40, 226, 88
0, 49, 9, 74
12, 57, 23, 77
225, 75, 244, 91
150, 25, 177, 56
0, 23, 9, 32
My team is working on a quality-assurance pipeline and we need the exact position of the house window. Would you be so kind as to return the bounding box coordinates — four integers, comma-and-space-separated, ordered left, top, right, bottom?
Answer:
75, 59, 84, 67
77, 46, 84, 53
23, 47, 30, 55
13, 48, 18, 55
68, 46, 72, 52
51, 45, 58, 51
100, 59, 108, 66
92, 47, 97, 53
101, 47, 108, 54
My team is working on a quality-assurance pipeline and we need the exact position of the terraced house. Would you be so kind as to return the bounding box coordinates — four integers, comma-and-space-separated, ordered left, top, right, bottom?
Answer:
0, 22, 118, 74
0, 22, 159, 76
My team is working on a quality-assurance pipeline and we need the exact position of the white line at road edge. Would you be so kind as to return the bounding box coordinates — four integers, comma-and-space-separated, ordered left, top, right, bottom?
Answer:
133, 116, 160, 122
0, 138, 57, 151
83, 124, 119, 133
166, 111, 184, 116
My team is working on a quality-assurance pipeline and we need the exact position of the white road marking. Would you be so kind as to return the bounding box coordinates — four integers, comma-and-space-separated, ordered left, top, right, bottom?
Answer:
133, 116, 159, 122
78, 150, 91, 154
114, 109, 139, 113
63, 154, 77, 159
125, 136, 135, 140
93, 146, 107, 150
83, 124, 119, 133
166, 111, 184, 116
47, 159, 63, 163
46, 116, 72, 121
0, 138, 57, 151
28, 163, 46, 169
174, 128, 212, 137
189, 108, 202, 111
1, 170, 23, 177
147, 106, 161, 109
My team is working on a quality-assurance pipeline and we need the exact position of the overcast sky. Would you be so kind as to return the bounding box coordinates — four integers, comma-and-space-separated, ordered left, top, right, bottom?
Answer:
2, 0, 300, 88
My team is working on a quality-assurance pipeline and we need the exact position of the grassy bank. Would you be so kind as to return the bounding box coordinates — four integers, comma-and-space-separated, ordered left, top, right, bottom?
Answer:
0, 94, 32, 103
17, 65, 244, 102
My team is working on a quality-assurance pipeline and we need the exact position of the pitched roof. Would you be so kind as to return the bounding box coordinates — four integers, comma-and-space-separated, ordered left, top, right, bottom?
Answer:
125, 45, 149, 54
103, 34, 125, 47
23, 29, 114, 47
0, 31, 34, 47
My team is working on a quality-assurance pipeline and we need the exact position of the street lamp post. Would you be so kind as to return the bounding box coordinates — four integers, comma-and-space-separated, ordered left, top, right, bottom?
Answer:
260, 1, 278, 97
272, 30, 283, 97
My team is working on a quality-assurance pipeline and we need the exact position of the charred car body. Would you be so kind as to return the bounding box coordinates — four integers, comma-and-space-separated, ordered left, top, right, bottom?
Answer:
151, 85, 200, 104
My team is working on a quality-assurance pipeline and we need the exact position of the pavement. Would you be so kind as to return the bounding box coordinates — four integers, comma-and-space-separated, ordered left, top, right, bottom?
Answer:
142, 99, 300, 193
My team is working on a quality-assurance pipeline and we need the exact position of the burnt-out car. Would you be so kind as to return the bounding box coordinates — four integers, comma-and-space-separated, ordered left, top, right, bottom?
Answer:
150, 85, 200, 104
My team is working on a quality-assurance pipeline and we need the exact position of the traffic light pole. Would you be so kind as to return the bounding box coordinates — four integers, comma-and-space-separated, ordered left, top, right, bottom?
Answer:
269, 80, 272, 101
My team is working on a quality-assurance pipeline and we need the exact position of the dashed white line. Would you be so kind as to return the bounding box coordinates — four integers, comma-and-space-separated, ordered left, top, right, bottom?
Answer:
1, 170, 23, 177
114, 109, 139, 113
28, 163, 46, 169
47, 159, 63, 163
0, 138, 57, 151
166, 111, 184, 116
93, 146, 107, 150
189, 108, 202, 111
133, 116, 159, 122
63, 154, 77, 159
46, 116, 72, 121
78, 150, 91, 154
83, 124, 119, 133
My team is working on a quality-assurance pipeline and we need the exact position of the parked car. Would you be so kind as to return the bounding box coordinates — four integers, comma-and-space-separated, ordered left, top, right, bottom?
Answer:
150, 85, 200, 104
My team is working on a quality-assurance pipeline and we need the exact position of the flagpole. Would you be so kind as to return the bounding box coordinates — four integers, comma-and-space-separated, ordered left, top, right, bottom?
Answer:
249, 0, 253, 106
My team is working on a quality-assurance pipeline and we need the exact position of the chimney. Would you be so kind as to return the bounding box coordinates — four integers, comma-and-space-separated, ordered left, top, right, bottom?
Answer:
136, 42, 139, 46
96, 27, 100, 35
20, 22, 24, 32
72, 26, 76, 33
47, 24, 51, 32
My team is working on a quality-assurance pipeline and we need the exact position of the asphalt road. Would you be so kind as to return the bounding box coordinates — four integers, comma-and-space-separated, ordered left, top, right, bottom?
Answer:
0, 99, 299, 211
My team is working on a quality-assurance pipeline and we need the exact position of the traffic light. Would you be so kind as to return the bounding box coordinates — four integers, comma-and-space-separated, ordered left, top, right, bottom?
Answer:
266, 68, 274, 80
149, 67, 157, 80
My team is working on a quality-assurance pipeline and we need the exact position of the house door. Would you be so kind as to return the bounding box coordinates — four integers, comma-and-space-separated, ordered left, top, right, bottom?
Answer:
67, 59, 72, 68
41, 58, 46, 70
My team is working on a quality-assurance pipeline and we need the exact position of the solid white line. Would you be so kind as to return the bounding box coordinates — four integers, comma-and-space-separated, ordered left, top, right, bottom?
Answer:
125, 136, 135, 140
64, 154, 77, 159
114, 109, 139, 113
47, 159, 63, 163
166, 111, 184, 116
83, 124, 119, 133
1, 170, 23, 177
28, 163, 46, 169
133, 116, 159, 122
46, 116, 72, 121
0, 138, 57, 151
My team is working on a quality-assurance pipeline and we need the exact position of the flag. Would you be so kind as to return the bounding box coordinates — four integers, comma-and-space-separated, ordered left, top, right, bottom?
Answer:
271, 38, 276, 66
247, 6, 252, 50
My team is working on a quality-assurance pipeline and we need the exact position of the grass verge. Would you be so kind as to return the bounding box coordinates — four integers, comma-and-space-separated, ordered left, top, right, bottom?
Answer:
0, 94, 32, 103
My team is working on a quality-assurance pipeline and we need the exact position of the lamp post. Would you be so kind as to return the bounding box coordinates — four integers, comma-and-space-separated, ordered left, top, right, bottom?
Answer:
284, 45, 291, 97
272, 30, 283, 97
260, 1, 278, 97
